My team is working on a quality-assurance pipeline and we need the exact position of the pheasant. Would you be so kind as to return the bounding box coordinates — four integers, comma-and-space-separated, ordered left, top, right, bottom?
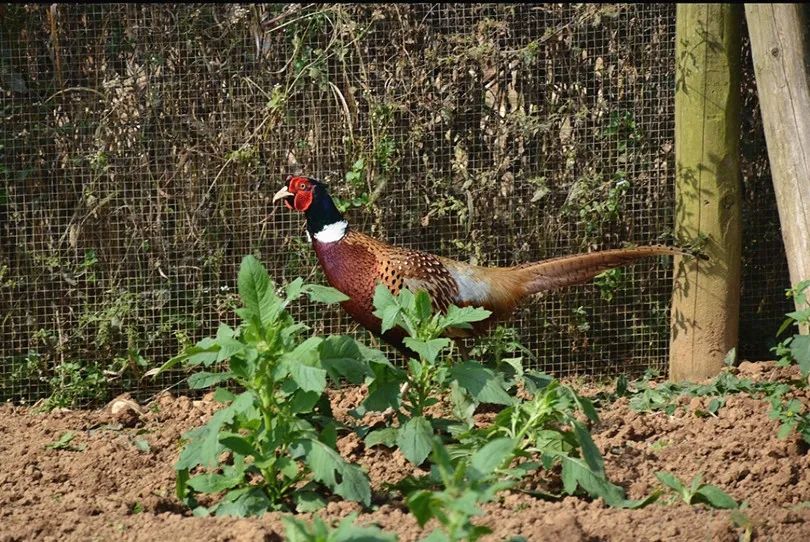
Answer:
273, 175, 683, 354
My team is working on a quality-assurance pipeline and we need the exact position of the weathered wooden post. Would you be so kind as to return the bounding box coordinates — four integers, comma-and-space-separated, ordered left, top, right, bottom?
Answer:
669, 4, 743, 381
745, 4, 810, 325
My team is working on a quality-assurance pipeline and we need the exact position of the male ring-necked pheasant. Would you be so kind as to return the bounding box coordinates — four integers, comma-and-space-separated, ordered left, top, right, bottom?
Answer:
274, 175, 681, 354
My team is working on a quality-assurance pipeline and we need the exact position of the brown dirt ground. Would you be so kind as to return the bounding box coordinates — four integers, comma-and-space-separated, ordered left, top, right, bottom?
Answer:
2, 361, 810, 542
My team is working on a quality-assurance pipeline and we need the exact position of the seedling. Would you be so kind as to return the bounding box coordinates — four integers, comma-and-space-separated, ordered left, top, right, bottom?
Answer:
655, 471, 739, 509
282, 513, 396, 542
46, 431, 85, 452
403, 438, 514, 542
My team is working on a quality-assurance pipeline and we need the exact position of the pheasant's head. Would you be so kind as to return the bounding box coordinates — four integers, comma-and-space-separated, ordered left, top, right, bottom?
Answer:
273, 175, 346, 241
272, 175, 323, 212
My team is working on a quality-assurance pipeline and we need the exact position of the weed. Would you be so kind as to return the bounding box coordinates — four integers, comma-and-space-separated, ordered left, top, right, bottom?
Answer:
773, 280, 810, 377
593, 268, 625, 302
44, 361, 109, 409
362, 285, 504, 465
154, 256, 381, 515
655, 471, 738, 509
46, 431, 85, 452
403, 439, 513, 542
282, 512, 396, 542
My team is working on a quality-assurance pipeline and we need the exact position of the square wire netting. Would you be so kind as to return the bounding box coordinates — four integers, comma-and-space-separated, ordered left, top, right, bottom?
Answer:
0, 4, 790, 405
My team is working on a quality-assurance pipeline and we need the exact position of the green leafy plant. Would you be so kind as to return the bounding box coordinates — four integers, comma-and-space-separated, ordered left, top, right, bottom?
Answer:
282, 512, 397, 542
773, 280, 810, 377
363, 285, 511, 465
44, 361, 109, 409
768, 397, 810, 444
450, 375, 652, 508
154, 256, 379, 516
593, 268, 625, 302
655, 472, 738, 509
46, 431, 85, 452
604, 369, 790, 417
397, 377, 652, 541
403, 438, 514, 542
469, 324, 535, 387
334, 158, 371, 212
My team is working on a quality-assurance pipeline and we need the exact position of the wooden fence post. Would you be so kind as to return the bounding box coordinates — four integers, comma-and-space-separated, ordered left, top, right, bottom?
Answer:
745, 4, 810, 325
670, 4, 743, 381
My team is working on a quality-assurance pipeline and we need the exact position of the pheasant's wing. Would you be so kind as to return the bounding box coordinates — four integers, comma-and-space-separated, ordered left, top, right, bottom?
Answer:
375, 248, 460, 313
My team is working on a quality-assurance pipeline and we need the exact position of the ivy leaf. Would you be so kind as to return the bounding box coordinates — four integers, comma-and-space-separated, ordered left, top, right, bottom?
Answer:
396, 416, 434, 465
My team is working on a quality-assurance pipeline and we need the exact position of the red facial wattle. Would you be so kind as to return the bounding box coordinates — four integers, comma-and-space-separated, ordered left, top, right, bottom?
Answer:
293, 190, 313, 212
278, 175, 314, 211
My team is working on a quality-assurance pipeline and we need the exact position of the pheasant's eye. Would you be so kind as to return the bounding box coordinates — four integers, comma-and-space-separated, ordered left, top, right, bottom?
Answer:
299, 182, 307, 190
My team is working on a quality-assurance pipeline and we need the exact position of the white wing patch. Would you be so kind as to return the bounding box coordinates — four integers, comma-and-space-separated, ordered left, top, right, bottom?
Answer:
448, 267, 490, 305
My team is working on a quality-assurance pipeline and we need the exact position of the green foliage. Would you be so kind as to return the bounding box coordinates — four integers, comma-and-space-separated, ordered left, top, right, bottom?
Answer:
593, 268, 625, 302
155, 256, 378, 515
363, 284, 647, 517
44, 361, 109, 409
364, 285, 501, 464
773, 280, 810, 377
449, 376, 651, 509
334, 158, 371, 212
604, 369, 790, 417
403, 439, 513, 542
768, 397, 810, 445
605, 282, 810, 447
282, 513, 397, 542
45, 431, 85, 452
563, 170, 632, 242
655, 472, 739, 509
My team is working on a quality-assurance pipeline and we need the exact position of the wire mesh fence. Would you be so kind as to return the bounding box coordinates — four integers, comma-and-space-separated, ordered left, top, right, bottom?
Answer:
0, 4, 792, 406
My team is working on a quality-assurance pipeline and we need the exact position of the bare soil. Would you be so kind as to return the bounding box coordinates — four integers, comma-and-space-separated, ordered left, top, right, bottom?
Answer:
2, 361, 810, 541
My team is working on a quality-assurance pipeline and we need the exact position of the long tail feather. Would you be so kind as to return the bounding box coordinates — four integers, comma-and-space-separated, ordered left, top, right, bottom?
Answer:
518, 245, 683, 296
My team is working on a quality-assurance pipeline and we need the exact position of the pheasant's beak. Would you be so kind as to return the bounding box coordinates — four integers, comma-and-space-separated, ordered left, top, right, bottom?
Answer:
272, 186, 295, 209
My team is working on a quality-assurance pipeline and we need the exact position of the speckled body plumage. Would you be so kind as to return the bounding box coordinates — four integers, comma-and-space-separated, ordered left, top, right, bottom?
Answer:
274, 175, 683, 354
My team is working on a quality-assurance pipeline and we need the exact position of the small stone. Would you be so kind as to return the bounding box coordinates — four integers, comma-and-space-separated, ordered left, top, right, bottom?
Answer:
105, 393, 144, 428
